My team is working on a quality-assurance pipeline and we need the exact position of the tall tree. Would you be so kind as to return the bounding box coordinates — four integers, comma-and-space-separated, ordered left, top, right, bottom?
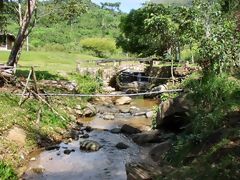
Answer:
7, 0, 37, 66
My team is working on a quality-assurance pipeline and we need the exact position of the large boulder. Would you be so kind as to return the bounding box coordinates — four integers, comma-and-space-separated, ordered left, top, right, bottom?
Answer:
156, 94, 193, 130
115, 96, 132, 105
132, 130, 162, 145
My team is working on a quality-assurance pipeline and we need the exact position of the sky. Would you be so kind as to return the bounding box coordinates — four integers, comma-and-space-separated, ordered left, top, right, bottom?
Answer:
91, 0, 147, 13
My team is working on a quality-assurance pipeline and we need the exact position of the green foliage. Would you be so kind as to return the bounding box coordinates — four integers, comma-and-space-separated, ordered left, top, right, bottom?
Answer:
71, 74, 103, 94
117, 3, 200, 59
0, 161, 17, 180
194, 0, 240, 74
151, 105, 159, 129
81, 38, 117, 57
186, 74, 240, 137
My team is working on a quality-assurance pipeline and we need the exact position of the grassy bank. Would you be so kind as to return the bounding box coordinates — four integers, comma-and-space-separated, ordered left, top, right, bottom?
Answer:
0, 51, 99, 73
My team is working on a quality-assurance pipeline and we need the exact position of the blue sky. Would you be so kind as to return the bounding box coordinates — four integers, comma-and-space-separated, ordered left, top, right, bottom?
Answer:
91, 0, 147, 12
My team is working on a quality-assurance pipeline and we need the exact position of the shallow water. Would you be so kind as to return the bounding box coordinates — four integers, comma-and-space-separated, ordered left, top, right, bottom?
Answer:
23, 98, 158, 180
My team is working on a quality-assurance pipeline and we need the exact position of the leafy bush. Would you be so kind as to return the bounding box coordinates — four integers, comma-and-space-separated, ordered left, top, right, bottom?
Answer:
80, 38, 117, 57
186, 74, 240, 137
70, 74, 103, 94
0, 161, 17, 180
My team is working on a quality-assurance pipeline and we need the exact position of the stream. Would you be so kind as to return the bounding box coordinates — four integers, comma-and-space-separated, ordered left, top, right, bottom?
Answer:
22, 98, 158, 180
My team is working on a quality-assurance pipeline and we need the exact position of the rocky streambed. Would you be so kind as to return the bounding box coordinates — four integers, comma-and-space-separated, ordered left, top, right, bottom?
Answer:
22, 96, 173, 180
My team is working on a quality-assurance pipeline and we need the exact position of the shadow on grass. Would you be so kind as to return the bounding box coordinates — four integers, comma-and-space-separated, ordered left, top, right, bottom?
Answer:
16, 70, 67, 81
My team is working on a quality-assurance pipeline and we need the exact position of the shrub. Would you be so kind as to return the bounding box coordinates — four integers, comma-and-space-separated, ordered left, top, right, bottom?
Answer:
80, 38, 117, 58
186, 74, 240, 137
70, 74, 103, 95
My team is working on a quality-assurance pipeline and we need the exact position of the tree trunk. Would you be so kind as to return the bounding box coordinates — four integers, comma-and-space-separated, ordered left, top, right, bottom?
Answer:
7, 0, 37, 67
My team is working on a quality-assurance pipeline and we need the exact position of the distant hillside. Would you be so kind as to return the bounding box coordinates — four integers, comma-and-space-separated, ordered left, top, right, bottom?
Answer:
7, 0, 123, 52
149, 0, 192, 6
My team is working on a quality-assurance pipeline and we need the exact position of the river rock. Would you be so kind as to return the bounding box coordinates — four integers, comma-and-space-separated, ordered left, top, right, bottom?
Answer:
70, 130, 80, 140
83, 103, 97, 117
119, 106, 130, 113
80, 134, 89, 139
102, 86, 115, 93
115, 96, 132, 105
63, 149, 75, 155
85, 126, 93, 132
146, 111, 154, 118
110, 128, 122, 134
75, 105, 82, 110
121, 124, 141, 134
80, 140, 102, 151
116, 142, 129, 149
45, 145, 60, 151
129, 106, 140, 115
149, 141, 172, 162
103, 114, 115, 120
132, 130, 162, 145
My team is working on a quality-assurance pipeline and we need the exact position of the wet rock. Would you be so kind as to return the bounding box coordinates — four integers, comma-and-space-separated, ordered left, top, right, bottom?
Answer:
121, 124, 141, 134
6, 126, 26, 147
149, 141, 172, 162
116, 142, 129, 149
70, 130, 80, 141
126, 163, 162, 180
115, 96, 132, 105
64, 149, 75, 155
110, 128, 122, 134
31, 167, 45, 174
45, 145, 60, 151
103, 114, 115, 120
146, 111, 154, 118
85, 126, 93, 132
80, 134, 89, 139
132, 130, 162, 145
80, 140, 102, 151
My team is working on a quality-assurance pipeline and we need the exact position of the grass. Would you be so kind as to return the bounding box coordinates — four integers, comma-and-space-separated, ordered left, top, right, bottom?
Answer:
0, 161, 17, 180
0, 51, 99, 74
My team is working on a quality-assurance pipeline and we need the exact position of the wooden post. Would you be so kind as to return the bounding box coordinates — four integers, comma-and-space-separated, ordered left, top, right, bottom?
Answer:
19, 69, 32, 106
